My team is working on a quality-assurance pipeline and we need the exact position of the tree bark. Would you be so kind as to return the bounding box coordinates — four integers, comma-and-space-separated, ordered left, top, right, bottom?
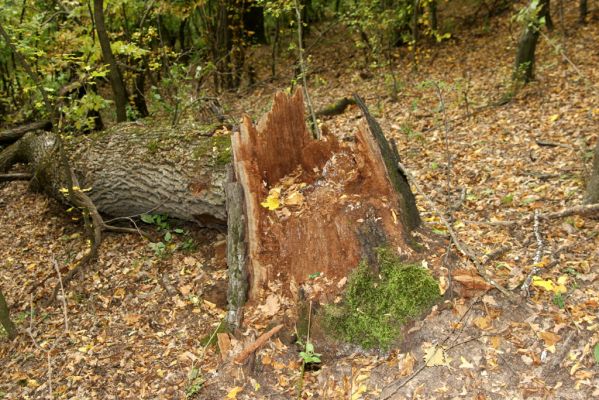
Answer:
229, 89, 423, 302
585, 141, 599, 204
94, 0, 128, 122
0, 123, 228, 226
579, 0, 588, 24
0, 289, 17, 340
539, 0, 553, 31
513, 11, 540, 84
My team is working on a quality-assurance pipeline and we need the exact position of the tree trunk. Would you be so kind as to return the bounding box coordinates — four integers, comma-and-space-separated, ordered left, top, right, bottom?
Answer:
229, 89, 422, 303
585, 142, 599, 204
243, 1, 266, 44
579, 0, 588, 24
0, 289, 17, 340
94, 0, 128, 122
429, 0, 438, 32
539, 0, 553, 32
0, 123, 228, 227
513, 16, 540, 83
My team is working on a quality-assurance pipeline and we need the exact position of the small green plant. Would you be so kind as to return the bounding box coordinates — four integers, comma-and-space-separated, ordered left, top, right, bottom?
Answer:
185, 366, 205, 398
299, 340, 321, 364
323, 248, 440, 349
552, 293, 565, 309
141, 214, 185, 257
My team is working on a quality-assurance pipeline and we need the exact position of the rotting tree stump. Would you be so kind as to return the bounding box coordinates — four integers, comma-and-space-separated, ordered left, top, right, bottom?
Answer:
226, 89, 422, 328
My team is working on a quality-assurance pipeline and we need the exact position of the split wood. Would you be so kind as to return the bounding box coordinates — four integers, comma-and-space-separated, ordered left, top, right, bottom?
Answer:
234, 324, 284, 364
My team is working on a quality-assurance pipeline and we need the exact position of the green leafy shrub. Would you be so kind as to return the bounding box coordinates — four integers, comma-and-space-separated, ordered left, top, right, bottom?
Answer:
324, 248, 440, 349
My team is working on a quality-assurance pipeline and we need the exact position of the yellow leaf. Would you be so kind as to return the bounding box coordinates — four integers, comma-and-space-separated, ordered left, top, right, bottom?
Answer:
458, 356, 474, 369
531, 276, 554, 292
351, 384, 368, 400
260, 188, 281, 210
227, 386, 243, 399
77, 344, 93, 353
531, 276, 567, 294
549, 114, 560, 122
423, 345, 451, 367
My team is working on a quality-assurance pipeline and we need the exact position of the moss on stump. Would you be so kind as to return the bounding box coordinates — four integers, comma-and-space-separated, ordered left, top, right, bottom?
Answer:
323, 248, 440, 350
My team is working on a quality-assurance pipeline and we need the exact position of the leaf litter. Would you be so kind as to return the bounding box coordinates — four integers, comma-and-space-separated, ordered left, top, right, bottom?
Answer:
1, 5, 599, 400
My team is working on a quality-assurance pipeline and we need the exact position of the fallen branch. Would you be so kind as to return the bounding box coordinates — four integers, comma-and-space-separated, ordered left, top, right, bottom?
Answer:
234, 324, 284, 364
0, 173, 33, 182
0, 120, 52, 144
520, 210, 543, 297
315, 97, 356, 118
396, 161, 514, 300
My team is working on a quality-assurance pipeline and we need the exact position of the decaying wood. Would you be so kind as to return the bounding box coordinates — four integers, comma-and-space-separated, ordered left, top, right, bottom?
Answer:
230, 89, 422, 302
225, 166, 248, 331
234, 324, 283, 364
0, 120, 52, 144
0, 123, 228, 226
0, 173, 32, 182
315, 97, 356, 118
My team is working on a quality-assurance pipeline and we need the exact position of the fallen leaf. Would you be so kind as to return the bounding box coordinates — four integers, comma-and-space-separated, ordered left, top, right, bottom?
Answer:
423, 345, 451, 367
399, 353, 415, 376
538, 331, 561, 347
258, 294, 280, 317
261, 188, 281, 210
227, 386, 243, 399
474, 316, 492, 330
458, 356, 474, 369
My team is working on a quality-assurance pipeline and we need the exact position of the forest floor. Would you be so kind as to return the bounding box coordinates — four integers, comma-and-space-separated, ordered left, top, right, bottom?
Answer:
1, 3, 599, 400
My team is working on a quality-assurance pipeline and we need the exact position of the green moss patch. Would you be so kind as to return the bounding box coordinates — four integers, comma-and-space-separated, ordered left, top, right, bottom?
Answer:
323, 248, 440, 350
193, 134, 232, 165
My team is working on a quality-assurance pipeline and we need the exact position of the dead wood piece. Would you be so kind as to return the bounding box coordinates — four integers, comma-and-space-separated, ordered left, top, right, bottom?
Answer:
0, 173, 32, 182
234, 324, 283, 364
315, 97, 356, 118
0, 120, 52, 144
354, 94, 421, 231
225, 166, 248, 331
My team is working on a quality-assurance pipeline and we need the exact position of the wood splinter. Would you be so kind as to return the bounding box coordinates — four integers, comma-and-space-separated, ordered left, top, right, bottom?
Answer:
234, 324, 284, 364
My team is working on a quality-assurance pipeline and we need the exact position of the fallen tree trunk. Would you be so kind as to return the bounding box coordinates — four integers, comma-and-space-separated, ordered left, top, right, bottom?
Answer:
228, 89, 424, 312
0, 122, 228, 227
